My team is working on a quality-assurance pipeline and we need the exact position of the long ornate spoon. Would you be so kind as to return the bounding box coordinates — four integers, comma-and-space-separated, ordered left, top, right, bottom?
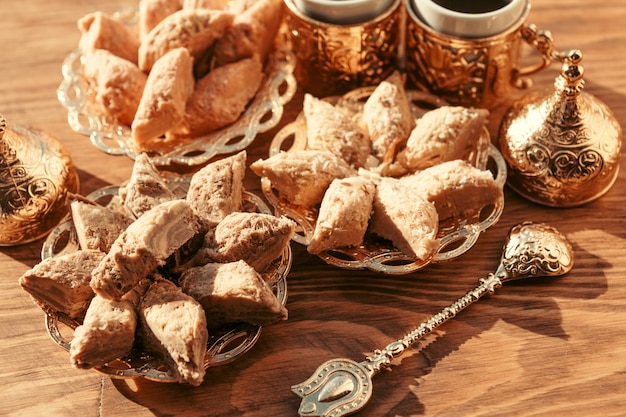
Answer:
292, 221, 574, 417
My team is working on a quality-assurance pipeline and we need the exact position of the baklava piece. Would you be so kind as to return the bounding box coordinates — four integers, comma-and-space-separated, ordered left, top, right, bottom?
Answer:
90, 200, 201, 300
303, 94, 371, 169
138, 0, 182, 41
362, 71, 415, 162
18, 250, 104, 319
179, 260, 288, 328
139, 277, 208, 386
175, 57, 264, 138
399, 159, 503, 221
131, 47, 195, 154
138, 8, 234, 72
212, 0, 284, 67
250, 149, 357, 207
397, 106, 489, 172
81, 49, 147, 127
308, 176, 376, 254
186, 151, 246, 226
69, 293, 138, 370
202, 212, 295, 272
78, 11, 140, 65
118, 153, 177, 218
69, 194, 133, 253
369, 178, 439, 261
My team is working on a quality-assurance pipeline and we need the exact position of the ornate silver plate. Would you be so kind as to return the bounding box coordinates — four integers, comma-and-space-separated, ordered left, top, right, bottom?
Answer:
41, 175, 291, 382
57, 7, 297, 167
261, 88, 507, 275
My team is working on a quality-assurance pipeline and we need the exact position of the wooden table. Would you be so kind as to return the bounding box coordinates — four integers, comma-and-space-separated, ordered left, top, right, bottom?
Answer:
1, 1, 625, 416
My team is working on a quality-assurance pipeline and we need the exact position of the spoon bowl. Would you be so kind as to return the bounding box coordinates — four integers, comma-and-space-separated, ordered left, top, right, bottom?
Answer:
498, 221, 574, 282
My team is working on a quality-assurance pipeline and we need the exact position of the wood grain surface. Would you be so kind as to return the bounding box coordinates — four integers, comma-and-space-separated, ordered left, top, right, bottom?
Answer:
1, 0, 625, 416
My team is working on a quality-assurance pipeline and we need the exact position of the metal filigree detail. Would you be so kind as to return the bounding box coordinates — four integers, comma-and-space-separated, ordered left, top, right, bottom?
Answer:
284, 0, 401, 97
499, 222, 574, 279
293, 222, 574, 417
362, 273, 502, 378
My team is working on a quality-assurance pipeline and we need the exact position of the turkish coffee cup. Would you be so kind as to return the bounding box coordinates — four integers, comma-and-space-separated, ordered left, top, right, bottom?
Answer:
406, 0, 558, 108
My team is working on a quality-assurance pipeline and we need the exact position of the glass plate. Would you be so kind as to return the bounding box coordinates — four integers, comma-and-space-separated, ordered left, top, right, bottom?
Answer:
57, 7, 297, 167
41, 175, 291, 382
261, 88, 507, 275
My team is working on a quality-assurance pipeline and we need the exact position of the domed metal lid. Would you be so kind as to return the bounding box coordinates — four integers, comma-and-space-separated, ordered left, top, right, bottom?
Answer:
498, 50, 622, 207
0, 115, 80, 245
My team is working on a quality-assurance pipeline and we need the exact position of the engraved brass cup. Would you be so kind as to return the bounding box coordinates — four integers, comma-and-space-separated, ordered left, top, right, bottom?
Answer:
405, 0, 556, 108
283, 0, 402, 97
0, 115, 79, 245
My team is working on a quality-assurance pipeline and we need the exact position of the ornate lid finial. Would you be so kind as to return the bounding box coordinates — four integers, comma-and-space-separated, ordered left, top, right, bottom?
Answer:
556, 49, 585, 99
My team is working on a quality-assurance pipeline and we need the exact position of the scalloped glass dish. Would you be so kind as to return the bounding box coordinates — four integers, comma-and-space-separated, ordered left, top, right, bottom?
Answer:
57, 7, 297, 167
261, 88, 507, 275
41, 175, 291, 383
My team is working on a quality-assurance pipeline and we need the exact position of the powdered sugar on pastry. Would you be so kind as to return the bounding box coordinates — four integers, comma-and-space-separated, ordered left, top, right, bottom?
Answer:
175, 57, 264, 138
81, 49, 147, 127
138, 277, 208, 386
186, 150, 246, 226
202, 212, 295, 272
212, 0, 284, 67
78, 12, 140, 65
69, 194, 133, 253
90, 199, 201, 300
250, 149, 357, 207
19, 250, 104, 319
138, 8, 234, 72
118, 153, 178, 218
138, 0, 182, 41
69, 294, 138, 370
179, 259, 287, 328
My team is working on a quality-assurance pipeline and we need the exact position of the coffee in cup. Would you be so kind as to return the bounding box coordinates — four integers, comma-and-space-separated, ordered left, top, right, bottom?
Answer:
413, 0, 527, 38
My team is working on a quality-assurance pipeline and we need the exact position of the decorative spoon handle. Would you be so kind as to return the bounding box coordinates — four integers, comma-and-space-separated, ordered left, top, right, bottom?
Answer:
292, 222, 574, 417
362, 272, 501, 375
